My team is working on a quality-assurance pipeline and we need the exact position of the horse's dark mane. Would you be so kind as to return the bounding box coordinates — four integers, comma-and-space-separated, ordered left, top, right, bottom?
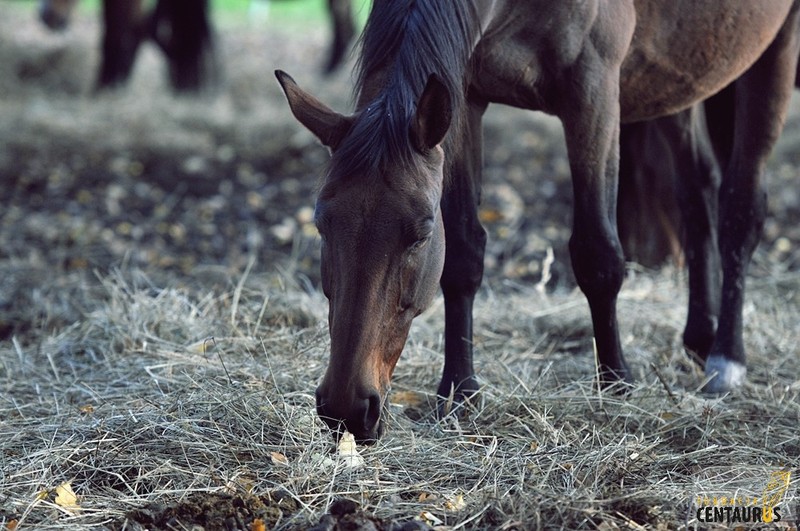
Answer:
329, 0, 479, 179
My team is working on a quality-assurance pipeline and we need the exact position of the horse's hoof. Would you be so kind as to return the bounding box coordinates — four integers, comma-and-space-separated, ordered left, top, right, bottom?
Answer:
702, 355, 746, 394
682, 315, 717, 360
597, 364, 634, 394
598, 377, 635, 395
436, 379, 480, 418
604, 376, 634, 390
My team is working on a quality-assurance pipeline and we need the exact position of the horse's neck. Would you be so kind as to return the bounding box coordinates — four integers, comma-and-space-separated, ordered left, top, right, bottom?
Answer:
354, 73, 389, 112
472, 0, 505, 33
354, 0, 488, 111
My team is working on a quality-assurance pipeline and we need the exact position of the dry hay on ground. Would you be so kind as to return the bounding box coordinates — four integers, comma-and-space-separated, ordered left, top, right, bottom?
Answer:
1, 264, 799, 530
1, 3, 799, 530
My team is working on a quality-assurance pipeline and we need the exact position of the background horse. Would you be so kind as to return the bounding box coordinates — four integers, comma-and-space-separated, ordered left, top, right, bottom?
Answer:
39, 0, 218, 92
40, 0, 355, 90
617, 119, 687, 267
278, 0, 800, 442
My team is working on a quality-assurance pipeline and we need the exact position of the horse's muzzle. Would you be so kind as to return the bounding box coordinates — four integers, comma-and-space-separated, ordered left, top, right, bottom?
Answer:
315, 386, 384, 444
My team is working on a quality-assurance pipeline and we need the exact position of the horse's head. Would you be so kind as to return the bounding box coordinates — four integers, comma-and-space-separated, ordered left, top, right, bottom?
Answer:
39, 0, 78, 31
276, 71, 452, 443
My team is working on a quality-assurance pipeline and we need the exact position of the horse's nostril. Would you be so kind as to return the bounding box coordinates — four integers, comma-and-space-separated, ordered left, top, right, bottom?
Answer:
363, 392, 382, 433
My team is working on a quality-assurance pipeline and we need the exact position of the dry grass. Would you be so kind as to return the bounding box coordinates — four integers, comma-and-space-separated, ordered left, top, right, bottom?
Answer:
2, 262, 799, 530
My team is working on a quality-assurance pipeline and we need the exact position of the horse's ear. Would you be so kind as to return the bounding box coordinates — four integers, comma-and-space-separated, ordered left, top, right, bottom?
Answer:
410, 74, 452, 152
275, 70, 353, 150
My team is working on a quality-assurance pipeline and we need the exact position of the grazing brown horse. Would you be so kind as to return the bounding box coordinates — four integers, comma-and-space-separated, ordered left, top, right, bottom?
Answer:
277, 0, 800, 442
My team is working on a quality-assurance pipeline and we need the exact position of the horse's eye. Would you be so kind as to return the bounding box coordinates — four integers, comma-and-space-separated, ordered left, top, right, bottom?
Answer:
409, 235, 430, 251
406, 215, 435, 251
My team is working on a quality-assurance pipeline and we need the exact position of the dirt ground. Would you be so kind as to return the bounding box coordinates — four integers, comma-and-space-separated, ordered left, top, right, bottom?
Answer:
1, 2, 800, 530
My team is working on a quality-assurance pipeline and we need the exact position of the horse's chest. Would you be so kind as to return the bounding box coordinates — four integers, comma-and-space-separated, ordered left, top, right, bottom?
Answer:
470, 41, 554, 112
469, 16, 592, 114
469, 0, 632, 115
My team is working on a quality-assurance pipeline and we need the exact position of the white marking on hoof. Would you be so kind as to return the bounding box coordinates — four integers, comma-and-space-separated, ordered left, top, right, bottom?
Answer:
703, 355, 746, 394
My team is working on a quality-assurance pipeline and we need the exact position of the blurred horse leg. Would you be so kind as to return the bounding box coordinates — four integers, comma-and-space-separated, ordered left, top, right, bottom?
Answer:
324, 0, 355, 74
149, 0, 219, 92
617, 119, 683, 267
96, 0, 145, 90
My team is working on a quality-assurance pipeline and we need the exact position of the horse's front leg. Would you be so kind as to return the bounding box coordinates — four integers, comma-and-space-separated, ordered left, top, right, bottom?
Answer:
97, 0, 145, 90
560, 64, 631, 388
438, 96, 488, 413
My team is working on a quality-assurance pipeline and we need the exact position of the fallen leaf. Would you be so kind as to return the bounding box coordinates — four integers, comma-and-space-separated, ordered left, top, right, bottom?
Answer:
289, 407, 318, 432
337, 432, 357, 455
54, 482, 80, 513
224, 472, 256, 495
596, 519, 621, 531
419, 511, 443, 526
310, 452, 336, 468
251, 518, 266, 531
391, 390, 425, 407
418, 492, 437, 502
270, 452, 289, 466
186, 337, 217, 354
479, 208, 503, 223
337, 432, 365, 468
445, 494, 466, 511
